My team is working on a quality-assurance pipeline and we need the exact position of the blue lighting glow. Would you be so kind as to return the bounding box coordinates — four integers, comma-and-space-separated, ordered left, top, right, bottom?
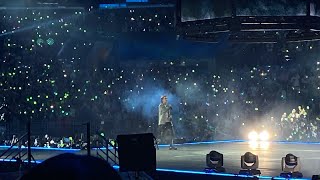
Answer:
1, 140, 319, 152
158, 140, 320, 147
179, 139, 245, 145
0, 146, 80, 152
126, 0, 148, 2
99, 4, 127, 9
273, 141, 320, 145
158, 139, 245, 147
0, 158, 43, 164
92, 147, 116, 150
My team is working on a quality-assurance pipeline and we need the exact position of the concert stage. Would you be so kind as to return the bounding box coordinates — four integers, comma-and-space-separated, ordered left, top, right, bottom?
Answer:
156, 141, 319, 179
1, 141, 319, 179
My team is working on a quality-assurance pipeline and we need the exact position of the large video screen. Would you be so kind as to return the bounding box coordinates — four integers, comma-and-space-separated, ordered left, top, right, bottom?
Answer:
311, 1, 320, 16
181, 0, 232, 22
181, 0, 308, 22
235, 0, 307, 16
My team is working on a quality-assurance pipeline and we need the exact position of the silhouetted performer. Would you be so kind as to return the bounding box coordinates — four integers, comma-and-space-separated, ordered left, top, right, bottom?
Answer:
158, 95, 177, 150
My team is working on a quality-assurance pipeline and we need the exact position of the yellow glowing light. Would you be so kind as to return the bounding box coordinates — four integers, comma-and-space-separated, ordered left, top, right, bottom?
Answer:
249, 140, 270, 150
249, 141, 258, 150
259, 131, 269, 141
248, 131, 258, 141
260, 141, 270, 150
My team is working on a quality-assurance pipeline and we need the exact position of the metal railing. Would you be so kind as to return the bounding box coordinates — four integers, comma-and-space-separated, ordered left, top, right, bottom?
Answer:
0, 121, 36, 169
96, 134, 118, 166
0, 134, 36, 166
0, 133, 27, 161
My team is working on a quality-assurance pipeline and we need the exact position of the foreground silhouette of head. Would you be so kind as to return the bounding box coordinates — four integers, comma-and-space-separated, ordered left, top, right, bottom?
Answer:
21, 153, 121, 180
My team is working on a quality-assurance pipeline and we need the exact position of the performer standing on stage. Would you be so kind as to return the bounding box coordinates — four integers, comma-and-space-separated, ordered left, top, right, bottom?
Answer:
158, 95, 177, 150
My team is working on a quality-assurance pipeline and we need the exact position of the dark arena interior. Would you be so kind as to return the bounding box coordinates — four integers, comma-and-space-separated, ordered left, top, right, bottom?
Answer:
1, 0, 320, 179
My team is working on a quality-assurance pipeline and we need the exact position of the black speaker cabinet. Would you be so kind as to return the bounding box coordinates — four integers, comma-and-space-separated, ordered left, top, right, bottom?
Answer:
117, 133, 156, 172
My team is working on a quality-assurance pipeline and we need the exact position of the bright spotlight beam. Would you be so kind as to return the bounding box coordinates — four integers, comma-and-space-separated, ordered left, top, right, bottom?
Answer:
248, 131, 258, 141
259, 131, 269, 141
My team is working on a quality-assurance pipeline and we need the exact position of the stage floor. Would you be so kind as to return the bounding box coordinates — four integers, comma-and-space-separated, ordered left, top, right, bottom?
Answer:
157, 141, 320, 178
1, 141, 319, 178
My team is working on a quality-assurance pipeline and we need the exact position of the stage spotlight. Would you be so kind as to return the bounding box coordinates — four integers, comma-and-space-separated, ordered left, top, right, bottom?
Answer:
280, 153, 303, 178
249, 141, 258, 150
312, 175, 320, 180
239, 152, 261, 176
205, 151, 225, 173
248, 140, 269, 150
259, 131, 269, 141
259, 141, 269, 150
248, 131, 258, 141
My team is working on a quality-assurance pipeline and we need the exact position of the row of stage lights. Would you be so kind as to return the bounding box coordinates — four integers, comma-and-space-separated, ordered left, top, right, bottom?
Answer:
205, 151, 304, 178
204, 130, 320, 179
205, 130, 320, 178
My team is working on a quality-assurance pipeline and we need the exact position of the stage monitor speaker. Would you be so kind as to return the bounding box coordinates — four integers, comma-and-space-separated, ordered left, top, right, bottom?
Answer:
117, 133, 156, 172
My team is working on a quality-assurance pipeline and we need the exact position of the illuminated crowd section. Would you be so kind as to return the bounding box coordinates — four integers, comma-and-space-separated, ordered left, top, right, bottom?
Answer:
0, 5, 320, 149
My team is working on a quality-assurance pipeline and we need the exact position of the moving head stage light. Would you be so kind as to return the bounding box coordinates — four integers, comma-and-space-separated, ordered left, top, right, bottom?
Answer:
280, 153, 303, 178
205, 151, 225, 173
239, 152, 261, 176
312, 175, 320, 180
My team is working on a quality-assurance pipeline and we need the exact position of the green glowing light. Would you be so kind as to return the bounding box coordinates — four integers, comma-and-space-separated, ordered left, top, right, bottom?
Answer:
47, 38, 54, 46
36, 38, 44, 46
64, 93, 69, 98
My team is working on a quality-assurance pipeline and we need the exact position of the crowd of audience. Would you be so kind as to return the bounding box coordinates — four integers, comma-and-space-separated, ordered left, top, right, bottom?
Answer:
0, 133, 109, 149
1, 6, 320, 150
93, 6, 175, 33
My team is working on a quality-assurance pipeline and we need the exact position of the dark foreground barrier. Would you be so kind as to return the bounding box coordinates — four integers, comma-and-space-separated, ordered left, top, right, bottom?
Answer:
0, 172, 21, 180
0, 161, 22, 173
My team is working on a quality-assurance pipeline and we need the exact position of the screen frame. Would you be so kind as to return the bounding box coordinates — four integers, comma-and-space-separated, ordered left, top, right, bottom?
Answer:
177, 0, 312, 23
